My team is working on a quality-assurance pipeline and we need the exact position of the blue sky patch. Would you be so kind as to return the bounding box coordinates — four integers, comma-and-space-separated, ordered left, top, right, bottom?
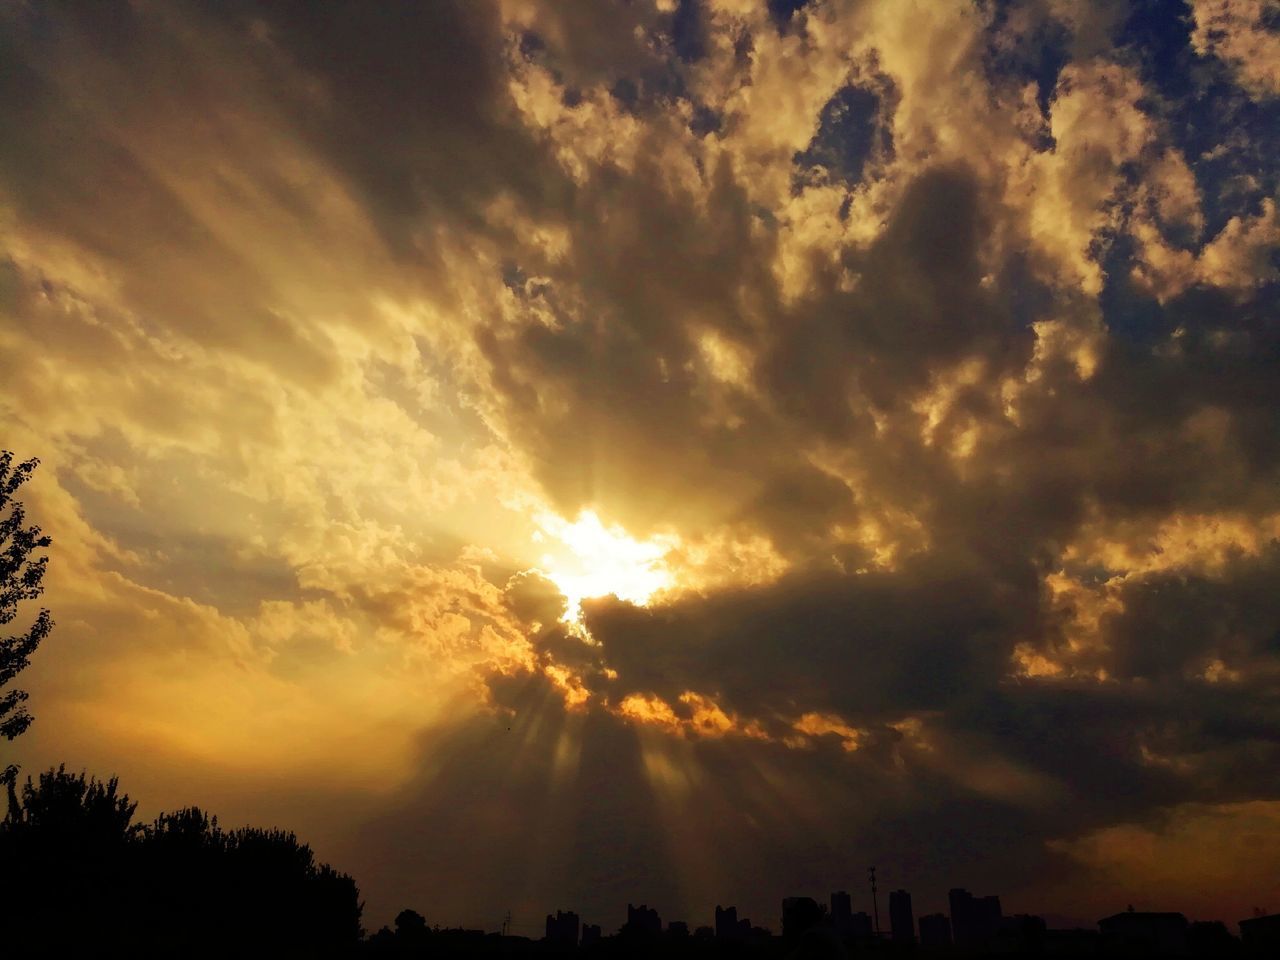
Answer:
793, 81, 894, 189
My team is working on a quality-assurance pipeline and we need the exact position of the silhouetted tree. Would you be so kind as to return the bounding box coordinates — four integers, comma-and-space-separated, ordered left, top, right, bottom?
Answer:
0, 765, 363, 956
365, 925, 399, 956
397, 909, 429, 935
0, 766, 140, 953
218, 823, 364, 954
396, 908, 432, 953
0, 452, 53, 791
364, 909, 435, 958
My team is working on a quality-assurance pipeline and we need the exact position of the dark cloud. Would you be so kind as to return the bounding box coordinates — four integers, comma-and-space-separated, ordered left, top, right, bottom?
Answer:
479, 164, 1044, 547
476, 150, 786, 534
1101, 542, 1280, 681
584, 554, 1037, 724
505, 571, 570, 627
764, 167, 1026, 425
217, 0, 573, 250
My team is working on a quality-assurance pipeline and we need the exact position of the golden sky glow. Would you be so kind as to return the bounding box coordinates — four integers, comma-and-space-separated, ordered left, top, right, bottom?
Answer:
3, 0, 1280, 934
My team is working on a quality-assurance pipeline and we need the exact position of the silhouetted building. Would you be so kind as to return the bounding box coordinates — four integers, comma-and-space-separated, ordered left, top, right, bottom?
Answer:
831, 891, 852, 931
890, 889, 914, 943
919, 912, 953, 948
1098, 910, 1188, 956
694, 926, 714, 939
1240, 913, 1280, 956
716, 905, 739, 940
782, 897, 824, 940
581, 923, 602, 945
545, 910, 579, 946
624, 903, 661, 938
950, 888, 1002, 947
715, 904, 753, 941
668, 920, 689, 937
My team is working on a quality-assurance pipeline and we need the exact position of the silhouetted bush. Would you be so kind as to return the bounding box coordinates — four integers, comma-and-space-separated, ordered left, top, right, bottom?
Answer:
0, 765, 362, 956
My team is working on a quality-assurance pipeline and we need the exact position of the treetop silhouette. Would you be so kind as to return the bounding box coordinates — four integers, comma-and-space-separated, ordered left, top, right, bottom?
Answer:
1, 765, 363, 956
0, 450, 53, 789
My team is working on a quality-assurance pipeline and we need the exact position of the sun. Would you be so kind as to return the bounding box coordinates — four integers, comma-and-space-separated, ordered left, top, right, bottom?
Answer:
534, 509, 676, 617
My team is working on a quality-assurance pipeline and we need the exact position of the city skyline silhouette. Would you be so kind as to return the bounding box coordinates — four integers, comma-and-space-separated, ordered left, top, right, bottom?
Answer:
5, 763, 1277, 955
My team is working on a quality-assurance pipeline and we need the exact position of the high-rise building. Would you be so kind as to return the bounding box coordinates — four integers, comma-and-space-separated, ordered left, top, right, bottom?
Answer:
889, 889, 914, 943
949, 888, 1002, 947
581, 923, 602, 945
919, 913, 952, 948
545, 910, 579, 946
830, 891, 852, 936
624, 904, 661, 938
668, 920, 689, 937
831, 891, 851, 921
715, 905, 750, 940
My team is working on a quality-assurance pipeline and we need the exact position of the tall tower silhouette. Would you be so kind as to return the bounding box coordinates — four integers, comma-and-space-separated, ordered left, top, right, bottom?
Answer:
868, 866, 880, 936
889, 890, 914, 943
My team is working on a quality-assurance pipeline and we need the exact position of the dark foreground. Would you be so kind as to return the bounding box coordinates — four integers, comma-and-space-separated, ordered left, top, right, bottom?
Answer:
3, 767, 1274, 958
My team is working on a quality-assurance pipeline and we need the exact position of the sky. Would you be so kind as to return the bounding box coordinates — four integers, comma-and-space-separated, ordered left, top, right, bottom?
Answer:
3, 0, 1280, 937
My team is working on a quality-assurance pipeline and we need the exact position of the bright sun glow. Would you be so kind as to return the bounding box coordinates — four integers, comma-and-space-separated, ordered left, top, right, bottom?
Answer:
535, 510, 676, 616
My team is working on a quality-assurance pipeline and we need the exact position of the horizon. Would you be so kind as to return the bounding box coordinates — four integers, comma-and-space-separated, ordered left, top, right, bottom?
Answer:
3, 0, 1280, 945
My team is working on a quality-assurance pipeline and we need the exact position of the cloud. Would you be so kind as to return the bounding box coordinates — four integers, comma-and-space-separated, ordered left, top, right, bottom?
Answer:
3, 0, 1280, 931
1048, 799, 1280, 920
1191, 0, 1280, 99
583, 554, 1034, 725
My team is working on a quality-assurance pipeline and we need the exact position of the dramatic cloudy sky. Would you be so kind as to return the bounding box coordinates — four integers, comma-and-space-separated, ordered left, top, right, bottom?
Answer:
4, 0, 1280, 934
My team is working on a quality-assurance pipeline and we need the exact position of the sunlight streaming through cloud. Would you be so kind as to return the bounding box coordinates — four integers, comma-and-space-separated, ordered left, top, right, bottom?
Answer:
534, 510, 678, 616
